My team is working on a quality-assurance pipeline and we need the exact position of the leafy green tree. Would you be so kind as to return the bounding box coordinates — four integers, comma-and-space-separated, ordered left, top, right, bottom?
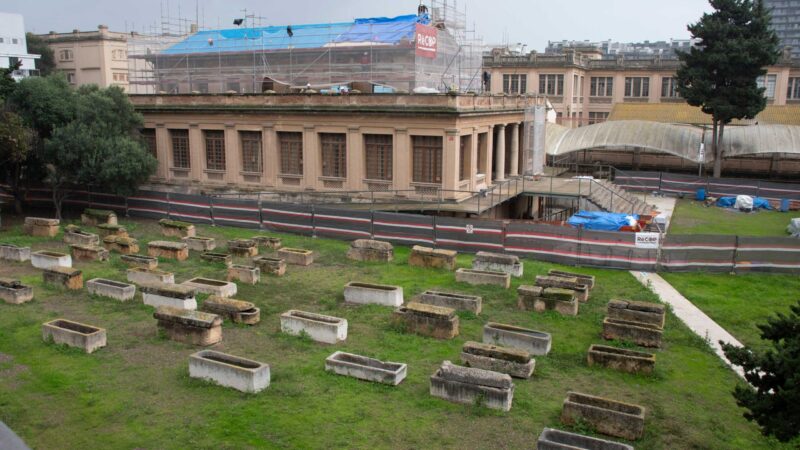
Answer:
722, 300, 800, 443
43, 85, 157, 218
24, 33, 56, 76
676, 0, 780, 177
0, 68, 16, 102
7, 74, 75, 139
0, 112, 33, 213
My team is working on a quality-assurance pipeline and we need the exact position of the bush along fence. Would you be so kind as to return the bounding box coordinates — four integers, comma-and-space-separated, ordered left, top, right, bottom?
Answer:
614, 170, 800, 209
6, 186, 800, 274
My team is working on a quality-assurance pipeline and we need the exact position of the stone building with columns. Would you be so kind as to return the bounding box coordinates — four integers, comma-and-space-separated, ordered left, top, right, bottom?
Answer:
130, 93, 538, 205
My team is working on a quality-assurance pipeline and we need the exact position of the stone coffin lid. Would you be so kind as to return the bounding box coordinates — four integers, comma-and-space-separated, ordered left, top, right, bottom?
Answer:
604, 317, 662, 331
463, 341, 531, 364
438, 360, 513, 389
71, 244, 103, 252
129, 267, 171, 275
45, 266, 81, 276
411, 245, 456, 257
64, 224, 82, 233
141, 282, 196, 298
566, 391, 645, 417
350, 239, 393, 251
589, 344, 655, 360
97, 223, 126, 231
0, 243, 22, 249
517, 285, 543, 296
159, 219, 193, 229
609, 299, 665, 314
228, 239, 256, 247
536, 275, 580, 285
104, 236, 137, 245
405, 302, 455, 319
84, 208, 115, 218
542, 287, 575, 301
148, 240, 188, 250
474, 251, 519, 265
205, 295, 255, 312
154, 306, 221, 328
25, 217, 59, 226
0, 278, 24, 288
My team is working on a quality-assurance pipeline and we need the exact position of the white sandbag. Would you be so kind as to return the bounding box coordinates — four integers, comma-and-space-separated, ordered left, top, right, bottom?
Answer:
735, 195, 754, 211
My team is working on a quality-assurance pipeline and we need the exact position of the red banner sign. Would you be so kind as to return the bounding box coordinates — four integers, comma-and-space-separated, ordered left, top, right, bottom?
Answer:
415, 24, 438, 59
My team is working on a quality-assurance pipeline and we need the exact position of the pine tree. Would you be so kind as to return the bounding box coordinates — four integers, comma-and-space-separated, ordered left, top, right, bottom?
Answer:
721, 300, 800, 443
676, 0, 780, 177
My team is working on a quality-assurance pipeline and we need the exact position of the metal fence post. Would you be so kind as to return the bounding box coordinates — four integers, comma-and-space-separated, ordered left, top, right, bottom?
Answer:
209, 195, 216, 227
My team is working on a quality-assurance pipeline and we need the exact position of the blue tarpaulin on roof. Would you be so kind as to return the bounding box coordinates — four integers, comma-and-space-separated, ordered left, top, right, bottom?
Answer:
161, 14, 428, 55
567, 211, 640, 231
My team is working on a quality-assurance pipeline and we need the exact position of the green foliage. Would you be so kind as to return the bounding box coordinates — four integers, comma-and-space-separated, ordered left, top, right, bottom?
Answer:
0, 112, 32, 165
24, 33, 56, 76
7, 74, 75, 139
722, 301, 800, 442
0, 68, 16, 102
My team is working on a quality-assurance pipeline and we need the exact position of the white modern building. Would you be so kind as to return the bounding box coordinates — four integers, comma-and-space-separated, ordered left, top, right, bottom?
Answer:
0, 12, 39, 80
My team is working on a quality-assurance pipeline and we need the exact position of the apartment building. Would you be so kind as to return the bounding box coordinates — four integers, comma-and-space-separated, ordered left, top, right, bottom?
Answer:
0, 12, 39, 80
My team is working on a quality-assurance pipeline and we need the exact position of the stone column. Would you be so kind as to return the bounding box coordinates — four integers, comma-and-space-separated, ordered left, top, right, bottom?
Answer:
510, 123, 520, 177
262, 123, 276, 187
393, 128, 410, 191
484, 125, 494, 186
347, 126, 363, 190
494, 124, 506, 182
188, 123, 204, 182
469, 128, 479, 190
154, 123, 169, 181
303, 125, 317, 190
442, 129, 459, 196
224, 123, 240, 184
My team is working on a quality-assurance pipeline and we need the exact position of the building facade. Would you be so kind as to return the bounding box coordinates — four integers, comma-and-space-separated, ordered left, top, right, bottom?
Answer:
130, 94, 534, 201
483, 48, 800, 128
37, 25, 129, 91
765, 0, 800, 59
0, 12, 39, 80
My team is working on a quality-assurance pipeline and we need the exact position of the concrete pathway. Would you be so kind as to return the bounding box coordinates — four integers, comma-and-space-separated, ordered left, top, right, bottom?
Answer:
632, 193, 677, 232
630, 271, 746, 379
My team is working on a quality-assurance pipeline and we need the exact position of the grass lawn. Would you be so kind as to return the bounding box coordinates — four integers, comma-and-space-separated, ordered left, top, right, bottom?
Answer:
0, 216, 788, 449
668, 199, 795, 236
661, 272, 800, 352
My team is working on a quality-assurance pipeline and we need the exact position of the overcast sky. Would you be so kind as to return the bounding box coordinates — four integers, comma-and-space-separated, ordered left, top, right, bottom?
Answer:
5, 0, 712, 51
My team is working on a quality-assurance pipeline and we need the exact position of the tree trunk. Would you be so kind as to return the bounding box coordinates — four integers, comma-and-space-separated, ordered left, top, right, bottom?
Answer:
11, 163, 22, 215
51, 187, 64, 220
711, 118, 722, 178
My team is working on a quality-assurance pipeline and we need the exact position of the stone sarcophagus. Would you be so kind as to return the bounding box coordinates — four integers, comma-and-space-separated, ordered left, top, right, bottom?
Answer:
517, 285, 578, 317
392, 302, 459, 339
460, 341, 534, 379
560, 391, 646, 441
182, 277, 237, 298
147, 240, 189, 261
430, 361, 514, 411
483, 322, 552, 356
158, 219, 196, 238
587, 344, 656, 375
227, 265, 260, 285
535, 275, 589, 302
346, 239, 394, 262
253, 236, 282, 250
120, 254, 158, 270
408, 245, 457, 270
415, 290, 482, 314
200, 252, 233, 267
127, 267, 174, 285
344, 282, 403, 307
23, 217, 60, 237
154, 306, 222, 346
548, 269, 596, 290
280, 310, 347, 344
96, 223, 128, 238
142, 282, 197, 310
201, 295, 260, 325
325, 351, 407, 386
0, 278, 33, 304
278, 248, 314, 266
189, 350, 270, 393
455, 268, 510, 289
228, 239, 258, 257
0, 243, 31, 262
602, 318, 663, 348
607, 300, 666, 329
63, 225, 100, 246
43, 267, 83, 290
182, 236, 216, 252
86, 278, 136, 302
70, 244, 109, 262
471, 251, 523, 277
253, 256, 286, 276
42, 319, 107, 353
81, 208, 118, 226
103, 236, 140, 254
31, 250, 71, 269
536, 428, 633, 450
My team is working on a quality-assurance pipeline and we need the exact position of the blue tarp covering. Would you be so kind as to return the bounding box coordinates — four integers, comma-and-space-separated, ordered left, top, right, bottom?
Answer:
716, 196, 773, 210
567, 211, 640, 231
161, 14, 428, 55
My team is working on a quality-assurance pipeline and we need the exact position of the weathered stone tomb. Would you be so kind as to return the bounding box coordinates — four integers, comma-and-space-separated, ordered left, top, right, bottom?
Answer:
429, 361, 514, 411
325, 351, 407, 386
